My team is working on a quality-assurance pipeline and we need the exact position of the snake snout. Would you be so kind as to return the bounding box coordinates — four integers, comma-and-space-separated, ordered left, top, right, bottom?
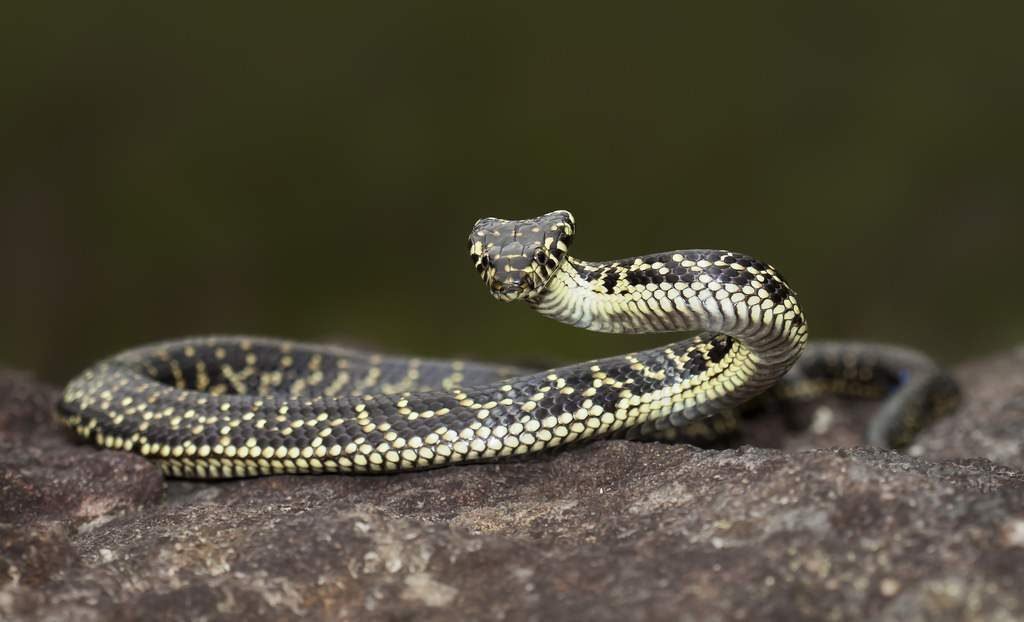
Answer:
489, 277, 529, 302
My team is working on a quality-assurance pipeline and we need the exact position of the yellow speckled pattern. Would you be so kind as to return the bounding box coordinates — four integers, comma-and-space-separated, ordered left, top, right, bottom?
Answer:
58, 210, 949, 479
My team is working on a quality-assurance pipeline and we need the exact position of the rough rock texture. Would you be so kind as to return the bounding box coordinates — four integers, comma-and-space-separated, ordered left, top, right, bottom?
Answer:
913, 345, 1024, 470
2, 349, 1024, 622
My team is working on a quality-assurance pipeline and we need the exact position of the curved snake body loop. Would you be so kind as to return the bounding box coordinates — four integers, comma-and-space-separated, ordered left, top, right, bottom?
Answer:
58, 211, 957, 478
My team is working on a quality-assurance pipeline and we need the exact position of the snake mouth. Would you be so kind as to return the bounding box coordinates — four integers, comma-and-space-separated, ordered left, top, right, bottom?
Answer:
487, 264, 554, 302
489, 280, 530, 302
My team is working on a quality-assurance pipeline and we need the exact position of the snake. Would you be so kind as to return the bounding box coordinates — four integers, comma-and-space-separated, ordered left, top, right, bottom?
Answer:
57, 211, 959, 478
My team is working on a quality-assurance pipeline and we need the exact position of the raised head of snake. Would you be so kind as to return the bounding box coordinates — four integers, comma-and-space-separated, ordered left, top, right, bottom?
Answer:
468, 210, 575, 302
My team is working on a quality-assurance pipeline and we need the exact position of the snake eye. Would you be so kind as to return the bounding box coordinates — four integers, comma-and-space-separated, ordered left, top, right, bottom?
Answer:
535, 249, 548, 264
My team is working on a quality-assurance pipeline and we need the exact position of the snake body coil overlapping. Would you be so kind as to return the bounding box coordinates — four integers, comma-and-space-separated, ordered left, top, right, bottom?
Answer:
58, 211, 956, 478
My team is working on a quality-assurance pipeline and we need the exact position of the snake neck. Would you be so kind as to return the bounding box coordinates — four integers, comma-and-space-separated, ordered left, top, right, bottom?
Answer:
531, 252, 808, 368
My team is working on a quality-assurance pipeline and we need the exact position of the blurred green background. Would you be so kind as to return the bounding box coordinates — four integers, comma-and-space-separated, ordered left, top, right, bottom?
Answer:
2, 2, 1022, 383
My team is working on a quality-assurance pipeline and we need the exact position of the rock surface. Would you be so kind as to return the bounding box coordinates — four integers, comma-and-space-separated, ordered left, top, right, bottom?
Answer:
2, 350, 1024, 621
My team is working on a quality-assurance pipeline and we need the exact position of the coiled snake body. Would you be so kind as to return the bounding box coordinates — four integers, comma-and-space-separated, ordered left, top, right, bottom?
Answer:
58, 211, 957, 478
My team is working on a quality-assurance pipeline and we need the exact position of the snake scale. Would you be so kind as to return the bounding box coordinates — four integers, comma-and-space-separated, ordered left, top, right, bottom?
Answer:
58, 211, 959, 478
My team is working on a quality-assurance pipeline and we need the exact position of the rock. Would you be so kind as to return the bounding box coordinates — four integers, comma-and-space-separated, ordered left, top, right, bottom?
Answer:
0, 370, 62, 446
0, 442, 163, 525
1, 351, 1024, 621
913, 345, 1024, 469
0, 371, 164, 528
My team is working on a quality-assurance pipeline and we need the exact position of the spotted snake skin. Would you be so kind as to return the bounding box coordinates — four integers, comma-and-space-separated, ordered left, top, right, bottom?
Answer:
57, 211, 956, 478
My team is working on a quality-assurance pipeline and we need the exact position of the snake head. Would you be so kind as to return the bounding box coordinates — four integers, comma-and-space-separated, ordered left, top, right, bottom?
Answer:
469, 210, 575, 302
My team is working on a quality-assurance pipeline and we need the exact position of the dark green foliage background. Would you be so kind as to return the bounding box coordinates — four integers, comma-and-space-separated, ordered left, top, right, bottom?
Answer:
3, 3, 1022, 382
